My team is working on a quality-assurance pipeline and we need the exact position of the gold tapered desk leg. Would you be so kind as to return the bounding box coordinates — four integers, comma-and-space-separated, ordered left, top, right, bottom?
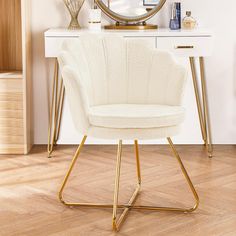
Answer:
189, 57, 213, 158
48, 59, 65, 158
200, 57, 213, 157
55, 80, 65, 143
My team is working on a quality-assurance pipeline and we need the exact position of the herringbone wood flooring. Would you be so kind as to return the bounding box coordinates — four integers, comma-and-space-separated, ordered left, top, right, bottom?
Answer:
0, 145, 236, 236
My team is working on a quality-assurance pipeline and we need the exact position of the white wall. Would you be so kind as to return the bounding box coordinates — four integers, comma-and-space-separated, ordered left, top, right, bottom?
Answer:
31, 0, 236, 144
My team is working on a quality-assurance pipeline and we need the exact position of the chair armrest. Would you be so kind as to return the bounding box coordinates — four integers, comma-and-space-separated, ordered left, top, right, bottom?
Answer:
58, 52, 90, 134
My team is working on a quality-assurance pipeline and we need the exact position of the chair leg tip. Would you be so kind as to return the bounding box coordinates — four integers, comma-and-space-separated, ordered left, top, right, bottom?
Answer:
208, 153, 213, 158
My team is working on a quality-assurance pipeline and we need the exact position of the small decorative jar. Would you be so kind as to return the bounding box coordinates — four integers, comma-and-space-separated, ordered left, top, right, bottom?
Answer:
88, 7, 102, 31
182, 11, 197, 30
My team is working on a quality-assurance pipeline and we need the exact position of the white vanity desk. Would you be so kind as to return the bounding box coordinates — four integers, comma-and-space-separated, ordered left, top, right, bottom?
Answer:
44, 28, 213, 157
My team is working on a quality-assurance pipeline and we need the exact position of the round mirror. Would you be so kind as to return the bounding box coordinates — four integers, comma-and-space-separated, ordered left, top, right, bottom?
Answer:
95, 0, 166, 29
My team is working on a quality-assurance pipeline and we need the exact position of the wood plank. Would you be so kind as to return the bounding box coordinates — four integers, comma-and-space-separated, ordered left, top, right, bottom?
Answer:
22, 0, 33, 154
0, 0, 22, 71
0, 145, 236, 235
0, 101, 23, 110
0, 135, 24, 144
0, 92, 22, 101
0, 144, 24, 154
0, 126, 24, 136
0, 118, 23, 128
0, 109, 23, 119
0, 78, 22, 93
0, 71, 23, 79
0, 0, 31, 155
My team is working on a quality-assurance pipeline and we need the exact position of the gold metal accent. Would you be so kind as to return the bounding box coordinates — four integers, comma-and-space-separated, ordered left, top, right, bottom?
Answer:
47, 59, 65, 158
95, 0, 166, 29
55, 80, 65, 142
59, 135, 87, 203
104, 24, 158, 30
189, 57, 213, 158
63, 0, 85, 30
88, 21, 101, 24
58, 136, 199, 232
189, 57, 207, 143
175, 45, 194, 49
134, 140, 141, 185
200, 57, 213, 157
112, 140, 141, 231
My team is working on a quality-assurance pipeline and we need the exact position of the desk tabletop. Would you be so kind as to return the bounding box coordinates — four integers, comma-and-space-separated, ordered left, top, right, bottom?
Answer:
44, 28, 213, 37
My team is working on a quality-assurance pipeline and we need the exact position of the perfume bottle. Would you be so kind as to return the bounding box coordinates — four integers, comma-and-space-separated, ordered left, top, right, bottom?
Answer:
182, 11, 197, 29
175, 2, 181, 29
169, 3, 180, 30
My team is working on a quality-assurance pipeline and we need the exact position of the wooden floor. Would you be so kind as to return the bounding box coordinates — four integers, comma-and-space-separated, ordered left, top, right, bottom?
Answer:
0, 145, 236, 236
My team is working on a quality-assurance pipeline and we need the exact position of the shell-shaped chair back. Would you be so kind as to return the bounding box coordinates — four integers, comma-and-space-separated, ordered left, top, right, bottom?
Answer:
59, 35, 187, 107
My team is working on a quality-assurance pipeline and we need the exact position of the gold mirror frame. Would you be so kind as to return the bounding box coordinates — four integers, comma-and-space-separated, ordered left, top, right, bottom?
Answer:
95, 0, 166, 30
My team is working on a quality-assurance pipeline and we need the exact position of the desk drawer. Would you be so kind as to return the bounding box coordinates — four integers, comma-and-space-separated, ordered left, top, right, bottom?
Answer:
45, 37, 79, 58
156, 37, 212, 57
45, 36, 156, 58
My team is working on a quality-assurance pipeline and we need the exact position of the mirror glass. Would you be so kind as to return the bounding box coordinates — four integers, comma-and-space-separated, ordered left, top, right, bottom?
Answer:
101, 0, 161, 17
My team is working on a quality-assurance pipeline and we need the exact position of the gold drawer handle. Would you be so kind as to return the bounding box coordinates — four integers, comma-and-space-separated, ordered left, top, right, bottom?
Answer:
175, 46, 194, 49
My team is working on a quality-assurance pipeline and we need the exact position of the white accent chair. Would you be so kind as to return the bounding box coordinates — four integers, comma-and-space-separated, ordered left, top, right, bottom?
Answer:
57, 35, 199, 231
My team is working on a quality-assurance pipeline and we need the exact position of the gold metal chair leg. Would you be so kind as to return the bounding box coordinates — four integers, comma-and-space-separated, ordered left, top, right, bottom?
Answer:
58, 137, 199, 232
59, 135, 89, 204
112, 140, 141, 231
134, 140, 142, 185
58, 136, 132, 209
131, 138, 199, 213
200, 57, 213, 158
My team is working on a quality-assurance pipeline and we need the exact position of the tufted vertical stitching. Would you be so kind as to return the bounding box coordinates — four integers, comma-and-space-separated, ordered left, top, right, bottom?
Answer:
102, 38, 109, 104
79, 41, 94, 106
146, 50, 155, 103
80, 38, 96, 106
164, 64, 173, 105
126, 39, 129, 104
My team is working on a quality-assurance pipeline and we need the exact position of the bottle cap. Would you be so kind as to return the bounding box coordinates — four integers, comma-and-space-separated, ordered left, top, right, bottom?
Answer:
186, 11, 191, 17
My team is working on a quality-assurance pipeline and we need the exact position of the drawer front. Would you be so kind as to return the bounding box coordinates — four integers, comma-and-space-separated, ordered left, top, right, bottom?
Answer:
45, 37, 79, 58
45, 36, 156, 58
125, 36, 156, 48
156, 37, 212, 57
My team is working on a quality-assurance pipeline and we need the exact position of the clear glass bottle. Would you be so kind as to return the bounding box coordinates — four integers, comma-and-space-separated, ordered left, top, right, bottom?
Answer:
182, 11, 197, 29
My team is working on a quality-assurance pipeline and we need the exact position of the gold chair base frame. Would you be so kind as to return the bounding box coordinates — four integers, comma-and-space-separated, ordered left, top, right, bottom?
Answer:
104, 24, 158, 30
59, 136, 199, 232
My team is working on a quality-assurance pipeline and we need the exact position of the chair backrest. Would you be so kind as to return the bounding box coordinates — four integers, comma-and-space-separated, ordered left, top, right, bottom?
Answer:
59, 34, 187, 107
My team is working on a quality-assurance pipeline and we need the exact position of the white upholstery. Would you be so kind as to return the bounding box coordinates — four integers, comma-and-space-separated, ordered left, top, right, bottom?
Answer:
58, 34, 187, 140
89, 104, 185, 129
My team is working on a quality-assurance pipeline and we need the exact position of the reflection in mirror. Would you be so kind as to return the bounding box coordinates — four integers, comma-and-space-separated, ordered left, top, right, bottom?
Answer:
96, 0, 166, 30
102, 0, 160, 17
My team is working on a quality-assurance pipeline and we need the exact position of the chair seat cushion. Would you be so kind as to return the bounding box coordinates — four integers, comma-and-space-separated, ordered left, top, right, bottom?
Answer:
89, 104, 185, 129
